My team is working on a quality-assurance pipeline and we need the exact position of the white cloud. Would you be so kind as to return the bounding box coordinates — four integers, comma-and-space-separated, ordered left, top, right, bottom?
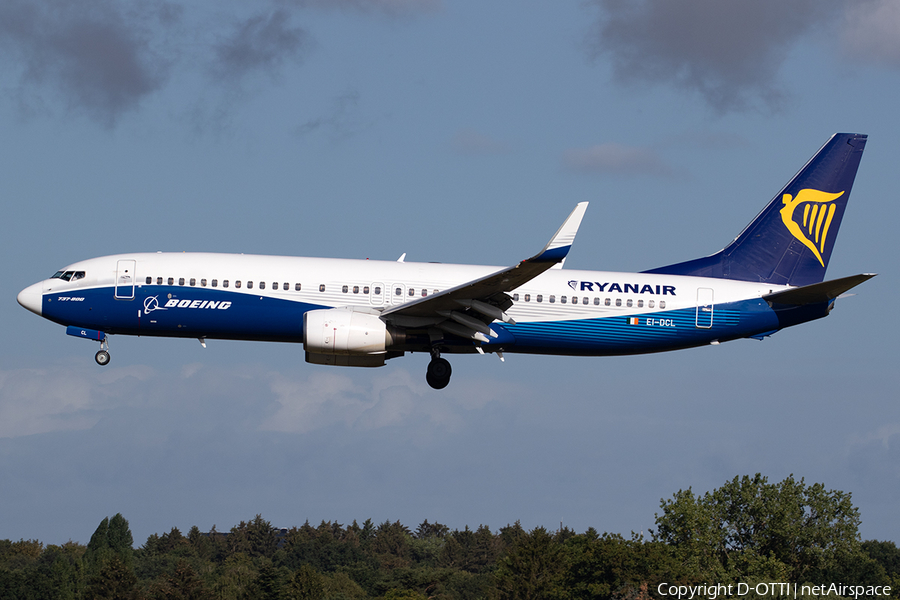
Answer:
0, 365, 154, 438
260, 367, 514, 434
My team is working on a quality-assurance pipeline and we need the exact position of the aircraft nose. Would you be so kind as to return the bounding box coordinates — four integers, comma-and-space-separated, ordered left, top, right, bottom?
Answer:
17, 282, 43, 316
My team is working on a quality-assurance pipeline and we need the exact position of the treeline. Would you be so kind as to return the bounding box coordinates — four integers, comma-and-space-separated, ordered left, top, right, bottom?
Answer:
1, 475, 899, 599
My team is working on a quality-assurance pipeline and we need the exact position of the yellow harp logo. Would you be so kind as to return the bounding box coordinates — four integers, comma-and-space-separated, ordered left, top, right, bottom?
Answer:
780, 188, 844, 267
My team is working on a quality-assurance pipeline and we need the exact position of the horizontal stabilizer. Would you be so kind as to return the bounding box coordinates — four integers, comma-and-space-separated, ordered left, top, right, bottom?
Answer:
764, 273, 876, 306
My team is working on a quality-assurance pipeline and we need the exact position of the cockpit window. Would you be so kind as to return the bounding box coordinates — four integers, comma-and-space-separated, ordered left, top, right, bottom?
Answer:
50, 270, 84, 281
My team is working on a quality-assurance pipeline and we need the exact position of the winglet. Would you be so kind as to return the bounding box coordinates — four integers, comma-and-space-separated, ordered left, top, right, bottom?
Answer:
532, 202, 588, 264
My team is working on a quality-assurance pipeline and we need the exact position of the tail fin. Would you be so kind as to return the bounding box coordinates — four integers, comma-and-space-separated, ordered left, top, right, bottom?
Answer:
644, 133, 867, 286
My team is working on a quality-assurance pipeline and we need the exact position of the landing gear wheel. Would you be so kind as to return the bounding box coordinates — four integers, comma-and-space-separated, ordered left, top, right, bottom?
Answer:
426, 357, 452, 390
95, 350, 111, 366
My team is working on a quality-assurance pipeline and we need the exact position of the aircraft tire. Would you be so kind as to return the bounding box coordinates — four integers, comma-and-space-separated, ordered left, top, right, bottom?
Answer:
95, 350, 111, 366
426, 357, 451, 389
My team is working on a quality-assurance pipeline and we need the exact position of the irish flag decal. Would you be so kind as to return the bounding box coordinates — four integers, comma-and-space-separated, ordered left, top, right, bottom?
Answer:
627, 317, 640, 325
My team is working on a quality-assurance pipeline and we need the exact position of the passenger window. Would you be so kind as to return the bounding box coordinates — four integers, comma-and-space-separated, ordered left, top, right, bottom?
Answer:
374, 286, 381, 295
549, 295, 555, 303
201, 279, 207, 287
421, 289, 427, 297
342, 285, 348, 293
212, 279, 218, 287
223, 280, 229, 288
537, 295, 543, 303
272, 282, 278, 290
353, 286, 359, 294
235, 281, 242, 289
594, 297, 600, 305
649, 300, 655, 308
626, 299, 633, 307
395, 287, 402, 296
145, 277, 152, 284
168, 277, 174, 285
660, 300, 666, 309
190, 278, 196, 286
363, 286, 370, 294
524, 294, 530, 302
319, 284, 325, 292
513, 293, 519, 301
259, 281, 265, 290
637, 299, 643, 308
561, 296, 567, 304
157, 277, 163, 285
605, 298, 611, 306
408, 288, 415, 297
615, 298, 622, 307
247, 281, 253, 289
179, 278, 185, 286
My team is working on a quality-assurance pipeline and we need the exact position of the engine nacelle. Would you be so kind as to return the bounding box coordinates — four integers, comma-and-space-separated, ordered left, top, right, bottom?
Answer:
303, 308, 390, 356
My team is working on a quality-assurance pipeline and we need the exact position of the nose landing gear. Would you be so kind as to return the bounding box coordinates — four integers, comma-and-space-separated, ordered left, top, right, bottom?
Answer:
94, 337, 111, 366
426, 348, 452, 390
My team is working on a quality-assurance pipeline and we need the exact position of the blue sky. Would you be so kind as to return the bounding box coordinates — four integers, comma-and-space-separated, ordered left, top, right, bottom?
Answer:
2, 0, 899, 546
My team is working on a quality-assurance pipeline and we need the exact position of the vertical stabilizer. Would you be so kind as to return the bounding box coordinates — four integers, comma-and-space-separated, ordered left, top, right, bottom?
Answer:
645, 133, 867, 286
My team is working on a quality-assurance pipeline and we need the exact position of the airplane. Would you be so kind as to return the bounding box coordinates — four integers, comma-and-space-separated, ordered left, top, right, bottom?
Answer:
18, 133, 874, 389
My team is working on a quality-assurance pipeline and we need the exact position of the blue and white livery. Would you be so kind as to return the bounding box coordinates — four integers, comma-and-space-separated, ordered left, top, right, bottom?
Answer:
18, 133, 874, 389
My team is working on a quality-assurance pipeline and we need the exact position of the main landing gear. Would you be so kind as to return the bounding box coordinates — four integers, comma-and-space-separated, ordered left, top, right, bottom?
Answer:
426, 348, 452, 390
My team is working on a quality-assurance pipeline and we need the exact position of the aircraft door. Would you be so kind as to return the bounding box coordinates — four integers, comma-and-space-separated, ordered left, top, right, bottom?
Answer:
115, 260, 136, 300
696, 287, 713, 328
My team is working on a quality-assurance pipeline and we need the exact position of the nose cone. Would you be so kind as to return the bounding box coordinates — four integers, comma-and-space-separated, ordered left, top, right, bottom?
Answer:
17, 282, 43, 316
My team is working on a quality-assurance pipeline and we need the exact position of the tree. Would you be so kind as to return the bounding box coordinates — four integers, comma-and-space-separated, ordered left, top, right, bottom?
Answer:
108, 514, 135, 568
491, 526, 565, 600
144, 559, 210, 600
285, 564, 325, 600
415, 520, 449, 541
84, 555, 138, 600
863, 540, 900, 578
39, 542, 85, 600
653, 474, 881, 583
84, 514, 138, 599
560, 531, 681, 600
229, 515, 278, 559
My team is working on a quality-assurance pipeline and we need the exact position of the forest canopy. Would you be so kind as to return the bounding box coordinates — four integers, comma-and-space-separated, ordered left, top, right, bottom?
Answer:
1, 474, 898, 599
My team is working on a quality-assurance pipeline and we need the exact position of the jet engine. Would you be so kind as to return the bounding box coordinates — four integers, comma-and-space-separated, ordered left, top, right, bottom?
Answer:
303, 309, 400, 367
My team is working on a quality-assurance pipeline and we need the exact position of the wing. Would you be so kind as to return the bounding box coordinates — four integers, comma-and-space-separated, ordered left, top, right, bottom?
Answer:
381, 203, 588, 342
